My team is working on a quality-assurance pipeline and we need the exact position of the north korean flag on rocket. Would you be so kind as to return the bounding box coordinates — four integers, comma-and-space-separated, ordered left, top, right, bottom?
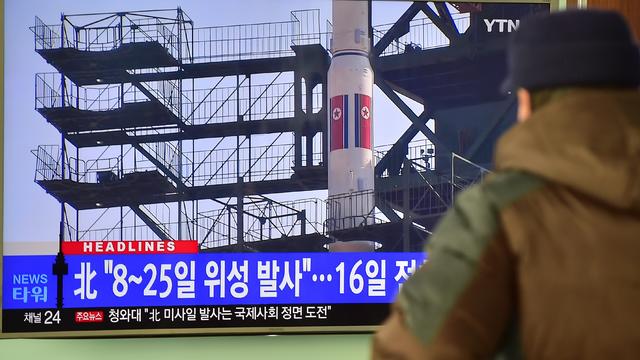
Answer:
355, 93, 372, 149
330, 95, 348, 151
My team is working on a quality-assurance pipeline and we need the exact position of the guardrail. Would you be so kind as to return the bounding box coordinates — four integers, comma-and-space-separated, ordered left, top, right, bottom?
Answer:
33, 9, 326, 64
186, 141, 317, 187
186, 81, 322, 125
451, 152, 491, 201
375, 139, 436, 178
36, 73, 149, 111
373, 12, 471, 57
198, 197, 326, 250
191, 9, 322, 63
33, 144, 155, 183
31, 10, 189, 62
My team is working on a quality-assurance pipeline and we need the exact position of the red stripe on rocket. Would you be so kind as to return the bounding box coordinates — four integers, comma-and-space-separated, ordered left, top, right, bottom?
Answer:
358, 94, 372, 150
330, 95, 347, 151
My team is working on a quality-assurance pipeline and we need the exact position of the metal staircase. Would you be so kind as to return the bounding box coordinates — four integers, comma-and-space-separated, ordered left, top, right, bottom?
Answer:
30, 3, 531, 251
31, 8, 329, 247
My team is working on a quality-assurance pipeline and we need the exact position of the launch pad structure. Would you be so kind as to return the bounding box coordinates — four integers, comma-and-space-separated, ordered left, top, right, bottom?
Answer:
30, 2, 543, 253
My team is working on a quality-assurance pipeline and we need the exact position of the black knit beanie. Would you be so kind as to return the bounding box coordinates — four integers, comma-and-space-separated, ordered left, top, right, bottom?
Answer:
503, 9, 640, 91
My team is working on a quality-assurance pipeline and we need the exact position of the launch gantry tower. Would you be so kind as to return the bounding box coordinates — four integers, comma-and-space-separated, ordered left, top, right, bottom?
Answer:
31, 3, 546, 253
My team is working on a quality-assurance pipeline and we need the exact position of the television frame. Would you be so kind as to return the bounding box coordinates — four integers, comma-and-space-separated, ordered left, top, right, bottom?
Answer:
1, 0, 562, 338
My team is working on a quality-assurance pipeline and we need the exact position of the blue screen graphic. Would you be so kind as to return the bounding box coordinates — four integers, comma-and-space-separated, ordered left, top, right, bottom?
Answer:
3, 253, 426, 309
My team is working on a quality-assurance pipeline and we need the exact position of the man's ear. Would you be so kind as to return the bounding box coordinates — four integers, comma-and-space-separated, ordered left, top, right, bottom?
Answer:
517, 88, 532, 123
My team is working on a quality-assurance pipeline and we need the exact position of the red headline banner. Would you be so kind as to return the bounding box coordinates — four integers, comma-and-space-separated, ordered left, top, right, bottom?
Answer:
75, 311, 104, 323
62, 240, 199, 255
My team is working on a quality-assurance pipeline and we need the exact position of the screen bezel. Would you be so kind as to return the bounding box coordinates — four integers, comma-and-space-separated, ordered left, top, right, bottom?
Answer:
0, 0, 561, 339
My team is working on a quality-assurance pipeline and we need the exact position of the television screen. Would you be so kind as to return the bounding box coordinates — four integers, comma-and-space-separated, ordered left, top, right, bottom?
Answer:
2, 0, 552, 336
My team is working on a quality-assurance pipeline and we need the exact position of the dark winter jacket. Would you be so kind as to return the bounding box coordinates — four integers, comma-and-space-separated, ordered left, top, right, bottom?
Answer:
372, 88, 640, 359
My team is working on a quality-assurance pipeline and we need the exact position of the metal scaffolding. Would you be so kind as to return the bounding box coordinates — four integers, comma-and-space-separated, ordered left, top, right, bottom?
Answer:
31, 3, 538, 255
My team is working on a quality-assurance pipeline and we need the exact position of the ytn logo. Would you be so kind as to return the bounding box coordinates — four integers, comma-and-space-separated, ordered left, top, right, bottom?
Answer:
484, 19, 520, 33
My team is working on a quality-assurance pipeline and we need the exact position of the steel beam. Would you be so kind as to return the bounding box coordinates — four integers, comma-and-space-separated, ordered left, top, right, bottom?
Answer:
132, 143, 186, 191
131, 205, 174, 240
375, 112, 430, 176
463, 98, 516, 160
374, 76, 450, 154
373, 2, 423, 57
421, 3, 462, 43
434, 3, 461, 39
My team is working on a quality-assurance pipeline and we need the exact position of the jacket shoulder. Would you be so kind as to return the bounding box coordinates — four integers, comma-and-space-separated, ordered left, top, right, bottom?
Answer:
477, 170, 545, 209
398, 171, 544, 346
429, 171, 544, 254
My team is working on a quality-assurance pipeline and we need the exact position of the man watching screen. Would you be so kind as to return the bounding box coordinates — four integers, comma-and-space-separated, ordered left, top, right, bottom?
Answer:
372, 10, 640, 360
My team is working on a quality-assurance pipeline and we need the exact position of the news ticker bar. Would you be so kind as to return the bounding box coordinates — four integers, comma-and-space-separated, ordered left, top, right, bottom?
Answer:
4, 253, 427, 309
61, 240, 198, 255
2, 303, 390, 333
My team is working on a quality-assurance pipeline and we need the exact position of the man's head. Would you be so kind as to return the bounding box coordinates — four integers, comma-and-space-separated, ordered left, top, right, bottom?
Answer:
504, 10, 640, 122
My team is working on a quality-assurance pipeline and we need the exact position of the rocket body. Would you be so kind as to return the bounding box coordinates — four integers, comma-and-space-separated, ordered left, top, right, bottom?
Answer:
327, 0, 375, 230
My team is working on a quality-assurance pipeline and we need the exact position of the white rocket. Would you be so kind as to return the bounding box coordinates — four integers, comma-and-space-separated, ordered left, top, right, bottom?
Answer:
327, 0, 375, 231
